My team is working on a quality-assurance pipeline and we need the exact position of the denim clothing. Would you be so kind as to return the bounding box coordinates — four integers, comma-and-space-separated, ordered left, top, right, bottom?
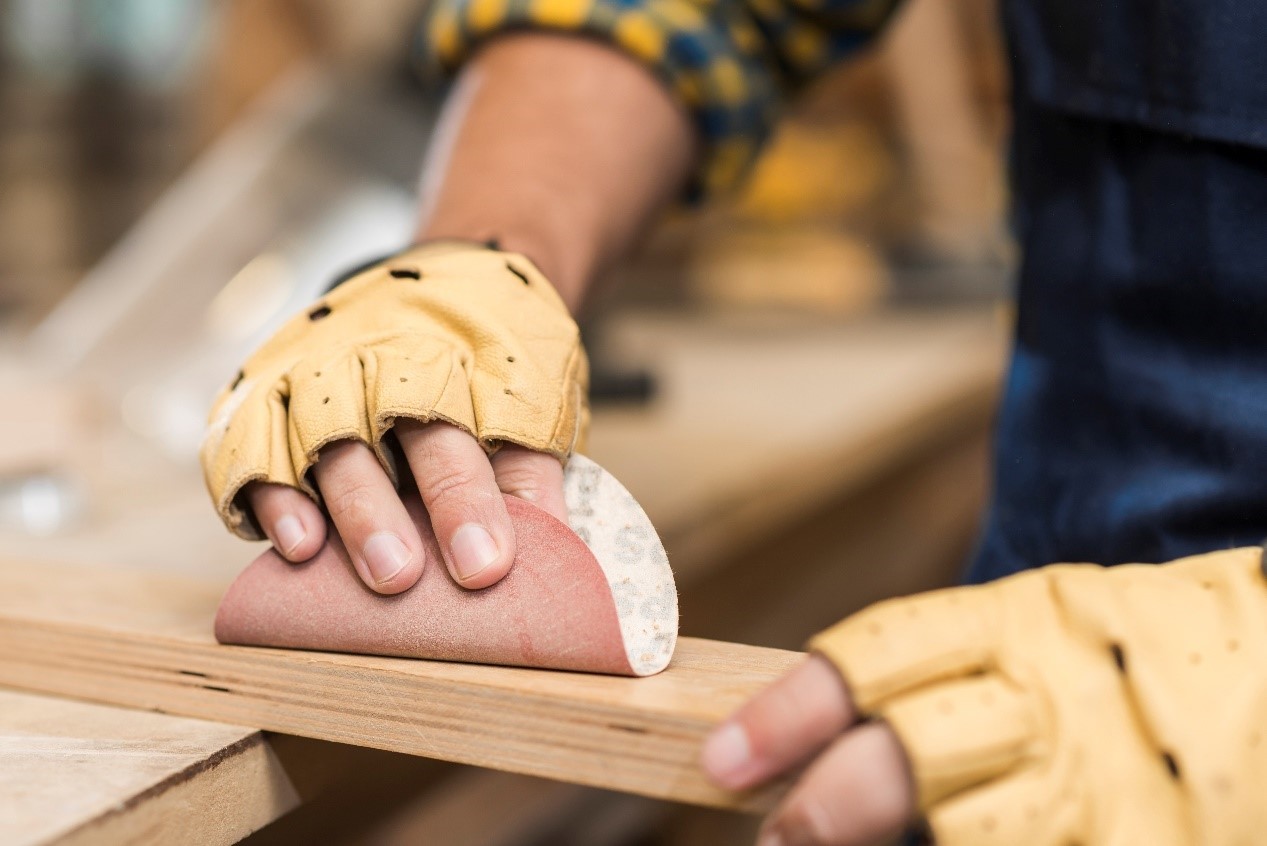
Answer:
969, 0, 1267, 580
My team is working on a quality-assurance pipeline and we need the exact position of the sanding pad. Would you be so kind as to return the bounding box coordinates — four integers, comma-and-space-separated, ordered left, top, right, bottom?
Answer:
214, 455, 678, 676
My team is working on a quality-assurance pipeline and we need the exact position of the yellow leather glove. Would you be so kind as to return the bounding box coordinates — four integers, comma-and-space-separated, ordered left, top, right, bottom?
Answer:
809, 546, 1267, 846
201, 243, 589, 539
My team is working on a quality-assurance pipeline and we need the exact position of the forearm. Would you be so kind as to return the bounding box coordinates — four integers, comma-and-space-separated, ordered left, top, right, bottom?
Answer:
414, 34, 697, 311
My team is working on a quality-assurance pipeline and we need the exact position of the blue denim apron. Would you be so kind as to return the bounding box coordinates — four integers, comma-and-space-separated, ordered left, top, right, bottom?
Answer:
967, 0, 1267, 582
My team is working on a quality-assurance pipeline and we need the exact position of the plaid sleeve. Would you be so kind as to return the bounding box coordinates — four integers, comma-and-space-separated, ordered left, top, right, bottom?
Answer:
422, 0, 902, 196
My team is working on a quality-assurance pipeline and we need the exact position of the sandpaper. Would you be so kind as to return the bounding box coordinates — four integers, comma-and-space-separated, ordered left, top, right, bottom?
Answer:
215, 455, 678, 676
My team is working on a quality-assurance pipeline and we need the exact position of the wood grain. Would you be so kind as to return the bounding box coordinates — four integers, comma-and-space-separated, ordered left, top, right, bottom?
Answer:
0, 688, 297, 846
0, 559, 802, 812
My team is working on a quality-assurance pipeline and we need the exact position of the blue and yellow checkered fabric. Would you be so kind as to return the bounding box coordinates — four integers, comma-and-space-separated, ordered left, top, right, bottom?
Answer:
422, 0, 902, 195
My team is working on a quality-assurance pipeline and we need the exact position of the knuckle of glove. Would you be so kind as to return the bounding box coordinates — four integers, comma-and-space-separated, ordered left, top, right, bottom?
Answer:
805, 583, 1028, 818
201, 243, 588, 537
202, 373, 292, 539
809, 586, 995, 711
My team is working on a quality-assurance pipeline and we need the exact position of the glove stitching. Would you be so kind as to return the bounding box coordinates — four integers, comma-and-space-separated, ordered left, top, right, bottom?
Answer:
566, 381, 584, 458
221, 470, 271, 538
370, 348, 521, 457
551, 345, 588, 458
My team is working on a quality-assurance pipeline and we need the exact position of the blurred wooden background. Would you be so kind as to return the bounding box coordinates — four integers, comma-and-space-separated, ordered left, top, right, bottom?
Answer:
0, 0, 1011, 326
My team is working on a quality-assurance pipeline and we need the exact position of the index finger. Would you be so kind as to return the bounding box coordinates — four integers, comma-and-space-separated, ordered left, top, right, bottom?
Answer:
701, 655, 856, 792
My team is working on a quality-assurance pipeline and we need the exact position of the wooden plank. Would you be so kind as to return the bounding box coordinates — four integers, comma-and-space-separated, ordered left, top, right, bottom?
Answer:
0, 559, 802, 813
0, 688, 297, 846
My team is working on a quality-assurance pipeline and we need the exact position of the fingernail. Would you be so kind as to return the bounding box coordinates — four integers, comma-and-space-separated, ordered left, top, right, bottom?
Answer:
273, 514, 306, 555
757, 830, 784, 846
701, 722, 752, 786
363, 533, 411, 584
451, 523, 500, 581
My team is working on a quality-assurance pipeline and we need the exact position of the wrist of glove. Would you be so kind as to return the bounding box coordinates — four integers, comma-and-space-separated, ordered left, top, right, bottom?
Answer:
809, 546, 1267, 846
201, 242, 589, 539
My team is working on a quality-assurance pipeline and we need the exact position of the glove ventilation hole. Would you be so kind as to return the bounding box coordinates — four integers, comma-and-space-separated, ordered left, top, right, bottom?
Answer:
309, 305, 332, 321
505, 263, 531, 285
1109, 643, 1127, 673
230, 370, 244, 389
389, 267, 421, 280
1162, 751, 1182, 780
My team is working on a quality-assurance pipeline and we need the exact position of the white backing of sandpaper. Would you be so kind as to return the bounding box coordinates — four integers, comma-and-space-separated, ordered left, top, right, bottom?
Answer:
564, 455, 678, 676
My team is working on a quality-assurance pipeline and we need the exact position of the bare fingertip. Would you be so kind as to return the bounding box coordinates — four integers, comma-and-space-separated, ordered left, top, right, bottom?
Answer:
362, 550, 426, 595
701, 722, 755, 790
448, 523, 514, 589
453, 557, 514, 589
272, 514, 307, 557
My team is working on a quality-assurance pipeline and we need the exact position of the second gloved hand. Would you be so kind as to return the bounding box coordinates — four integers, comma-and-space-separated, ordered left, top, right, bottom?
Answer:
807, 546, 1267, 846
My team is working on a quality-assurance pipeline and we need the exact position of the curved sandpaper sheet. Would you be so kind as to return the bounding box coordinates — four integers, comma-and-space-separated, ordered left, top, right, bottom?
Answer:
215, 455, 678, 676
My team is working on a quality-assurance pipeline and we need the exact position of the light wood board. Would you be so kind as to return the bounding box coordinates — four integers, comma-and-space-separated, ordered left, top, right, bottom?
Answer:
0, 559, 803, 812
0, 688, 297, 846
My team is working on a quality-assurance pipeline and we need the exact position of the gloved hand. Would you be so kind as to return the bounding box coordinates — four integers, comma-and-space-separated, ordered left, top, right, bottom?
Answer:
703, 546, 1267, 846
201, 242, 588, 593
